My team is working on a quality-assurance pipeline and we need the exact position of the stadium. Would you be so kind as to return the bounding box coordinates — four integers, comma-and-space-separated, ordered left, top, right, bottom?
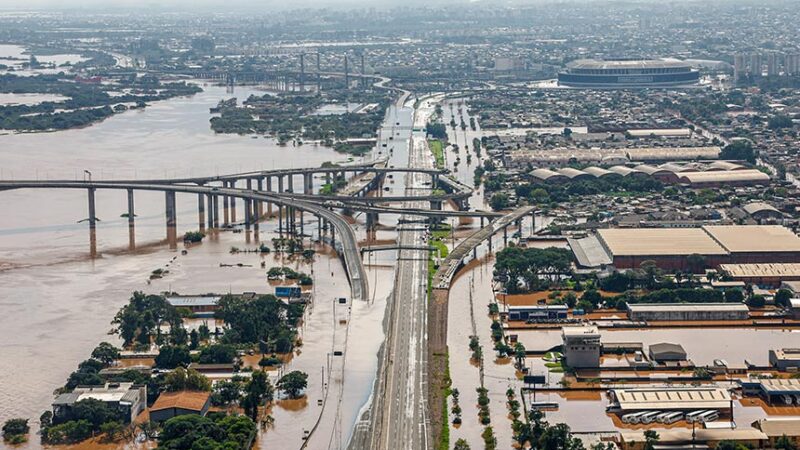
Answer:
558, 59, 700, 88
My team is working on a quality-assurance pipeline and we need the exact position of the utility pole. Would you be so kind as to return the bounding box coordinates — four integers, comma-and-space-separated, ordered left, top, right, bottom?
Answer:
299, 52, 305, 92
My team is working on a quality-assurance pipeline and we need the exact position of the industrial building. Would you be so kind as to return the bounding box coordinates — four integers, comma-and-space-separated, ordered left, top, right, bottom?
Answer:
561, 325, 601, 368
506, 304, 568, 321
768, 348, 800, 371
719, 263, 800, 286
627, 303, 749, 322
557, 59, 700, 88
677, 169, 770, 187
753, 418, 800, 448
608, 386, 732, 412
590, 225, 800, 270
750, 378, 800, 405
648, 343, 687, 362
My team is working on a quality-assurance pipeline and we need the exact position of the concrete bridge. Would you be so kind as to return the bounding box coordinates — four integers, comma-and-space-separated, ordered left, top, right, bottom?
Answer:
0, 180, 369, 302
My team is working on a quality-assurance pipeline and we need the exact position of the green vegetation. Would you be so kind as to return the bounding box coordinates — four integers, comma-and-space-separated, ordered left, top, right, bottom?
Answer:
425, 122, 447, 140
183, 230, 205, 243
215, 294, 304, 353
494, 246, 573, 293
209, 90, 389, 155
267, 266, 313, 285
276, 371, 308, 399
0, 73, 200, 131
437, 352, 452, 450
158, 413, 256, 449
42, 398, 125, 445
512, 410, 585, 450
162, 367, 212, 392
2, 418, 29, 444
429, 139, 445, 169
112, 291, 187, 347
515, 176, 663, 205
720, 140, 757, 164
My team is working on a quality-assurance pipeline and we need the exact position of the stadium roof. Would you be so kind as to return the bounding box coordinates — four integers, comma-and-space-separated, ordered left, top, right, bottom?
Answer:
597, 228, 728, 256
566, 59, 692, 70
703, 225, 800, 253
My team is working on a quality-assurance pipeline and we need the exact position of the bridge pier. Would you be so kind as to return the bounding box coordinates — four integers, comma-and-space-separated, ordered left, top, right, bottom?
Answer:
230, 181, 237, 222
256, 178, 264, 218
165, 191, 177, 249
197, 192, 205, 232
318, 216, 322, 241
213, 195, 219, 228
88, 187, 97, 257
303, 173, 313, 194
244, 198, 252, 231
288, 174, 294, 192
207, 194, 214, 230
223, 188, 229, 226
278, 205, 283, 238
299, 211, 304, 239
127, 189, 136, 249
266, 176, 273, 215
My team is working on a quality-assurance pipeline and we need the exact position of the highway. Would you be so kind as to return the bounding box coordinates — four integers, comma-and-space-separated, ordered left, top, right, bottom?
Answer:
350, 95, 439, 450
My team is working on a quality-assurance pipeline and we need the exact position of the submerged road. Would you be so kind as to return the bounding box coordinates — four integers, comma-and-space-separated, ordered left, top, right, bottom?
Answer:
350, 95, 439, 450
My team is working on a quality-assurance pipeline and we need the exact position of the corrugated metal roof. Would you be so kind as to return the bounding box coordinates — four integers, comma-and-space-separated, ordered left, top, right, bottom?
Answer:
612, 386, 731, 410
597, 228, 728, 256
704, 225, 800, 253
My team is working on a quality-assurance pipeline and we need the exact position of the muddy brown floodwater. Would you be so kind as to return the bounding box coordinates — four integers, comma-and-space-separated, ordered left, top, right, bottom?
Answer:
0, 81, 387, 450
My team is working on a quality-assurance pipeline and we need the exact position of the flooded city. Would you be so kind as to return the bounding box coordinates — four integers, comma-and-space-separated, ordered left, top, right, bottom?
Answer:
3, 2, 800, 450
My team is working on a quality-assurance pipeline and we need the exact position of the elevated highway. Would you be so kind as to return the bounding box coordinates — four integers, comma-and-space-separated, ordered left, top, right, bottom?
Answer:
0, 180, 368, 302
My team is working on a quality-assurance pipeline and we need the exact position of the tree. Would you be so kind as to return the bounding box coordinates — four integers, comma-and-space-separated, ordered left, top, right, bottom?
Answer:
686, 254, 706, 274
189, 329, 200, 350
514, 343, 527, 370
71, 398, 115, 428
241, 370, 273, 420
643, 430, 660, 450
775, 289, 794, 307
212, 379, 243, 406
91, 342, 121, 367
775, 434, 797, 450
725, 288, 744, 303
489, 193, 510, 211
454, 438, 471, 450
720, 140, 756, 164
99, 421, 124, 442
198, 344, 237, 364
715, 440, 752, 450
581, 290, 603, 308
163, 367, 212, 392
2, 418, 29, 442
154, 345, 191, 369
747, 294, 766, 308
277, 371, 308, 399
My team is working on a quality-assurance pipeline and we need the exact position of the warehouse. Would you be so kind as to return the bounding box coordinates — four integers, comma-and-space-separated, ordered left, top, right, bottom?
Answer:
593, 225, 800, 270
556, 167, 594, 181
678, 169, 770, 187
596, 227, 728, 270
753, 418, 800, 448
719, 263, 800, 286
627, 303, 750, 321
753, 378, 800, 405
632, 164, 680, 183
705, 225, 800, 264
582, 166, 622, 179
608, 386, 732, 412
742, 202, 784, 221
529, 168, 568, 183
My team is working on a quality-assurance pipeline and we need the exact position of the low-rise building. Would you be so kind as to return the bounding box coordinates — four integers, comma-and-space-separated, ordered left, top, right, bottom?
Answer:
619, 428, 766, 450
769, 348, 800, 371
52, 382, 146, 424
627, 303, 749, 321
608, 386, 732, 412
562, 325, 601, 368
506, 304, 568, 321
752, 418, 800, 448
149, 390, 212, 422
166, 295, 221, 317
648, 342, 687, 362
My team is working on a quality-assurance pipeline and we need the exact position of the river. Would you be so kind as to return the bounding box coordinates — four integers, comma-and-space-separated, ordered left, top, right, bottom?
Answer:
0, 78, 382, 449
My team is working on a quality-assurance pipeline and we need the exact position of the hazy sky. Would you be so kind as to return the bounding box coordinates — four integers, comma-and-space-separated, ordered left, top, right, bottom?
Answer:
1, 0, 469, 10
